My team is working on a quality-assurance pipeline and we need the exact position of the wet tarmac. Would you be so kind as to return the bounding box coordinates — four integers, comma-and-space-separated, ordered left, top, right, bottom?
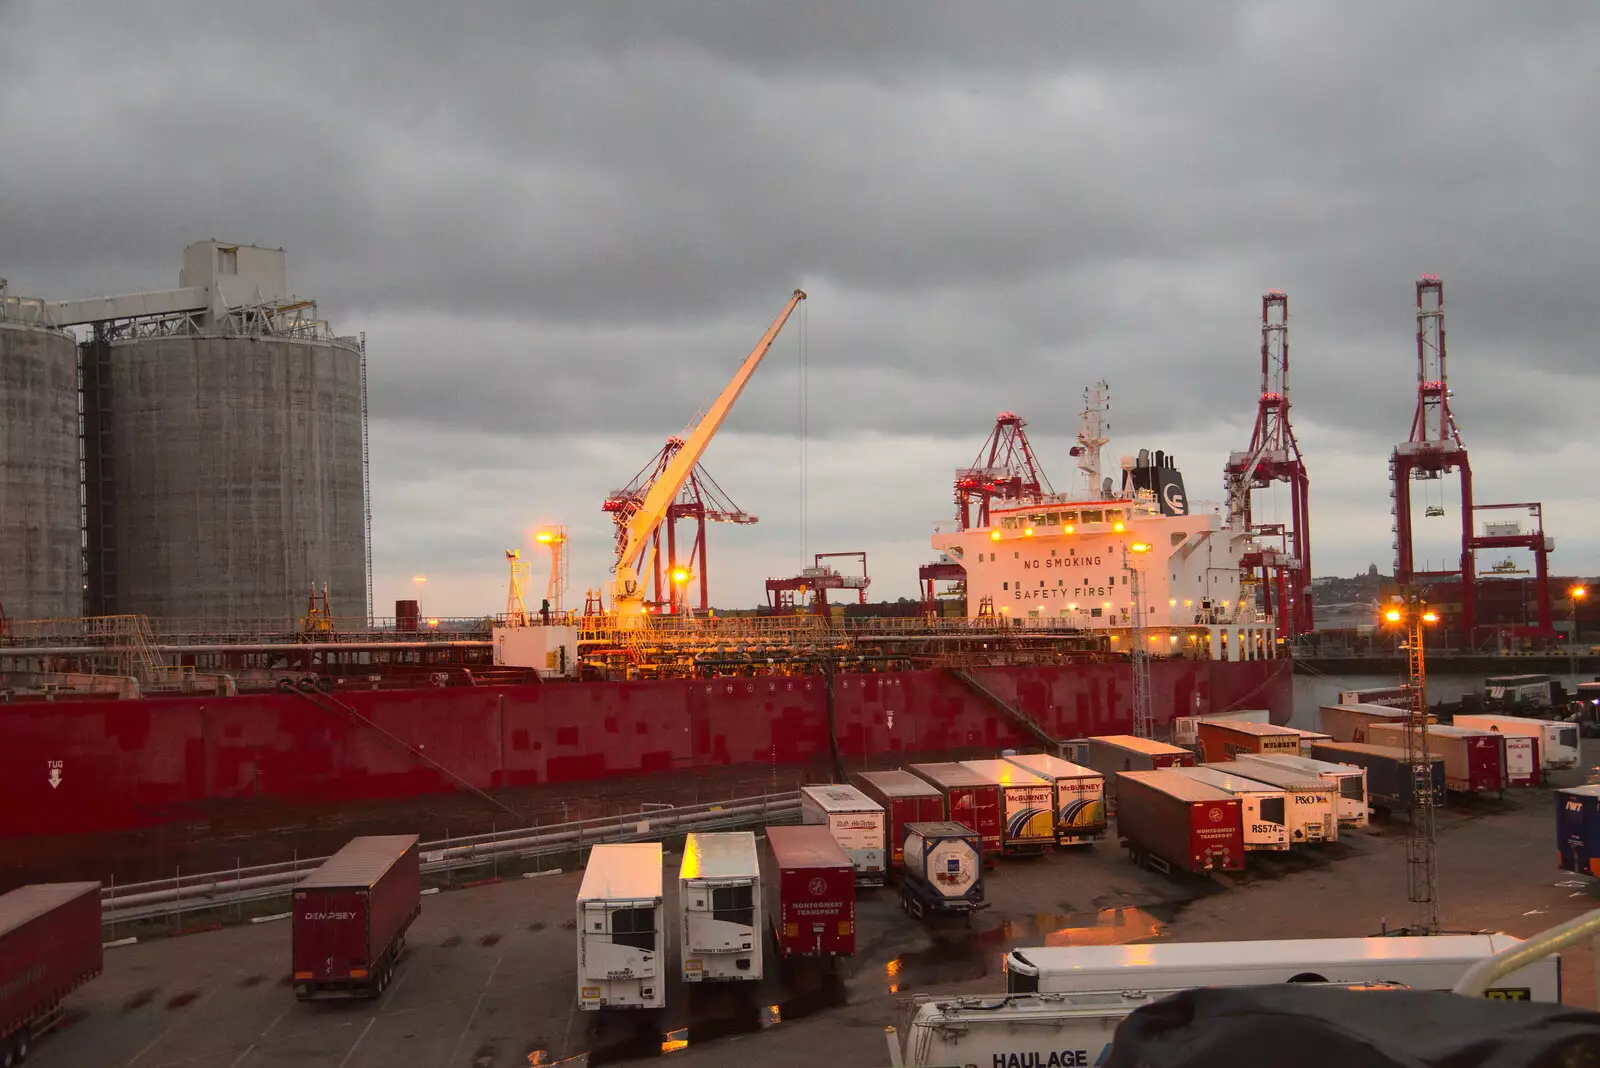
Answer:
20, 758, 1600, 1067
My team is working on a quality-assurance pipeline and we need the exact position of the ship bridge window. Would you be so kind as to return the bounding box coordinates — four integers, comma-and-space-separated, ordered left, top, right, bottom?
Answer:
1090, 607, 1103, 618
1061, 511, 1078, 526
1106, 509, 1125, 524
1080, 509, 1104, 525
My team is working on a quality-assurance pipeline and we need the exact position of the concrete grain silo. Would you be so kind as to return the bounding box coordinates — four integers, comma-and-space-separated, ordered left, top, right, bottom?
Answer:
0, 289, 83, 621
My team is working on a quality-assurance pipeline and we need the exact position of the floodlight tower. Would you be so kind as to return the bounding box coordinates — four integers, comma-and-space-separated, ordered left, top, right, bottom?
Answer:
1391, 277, 1475, 636
1224, 292, 1312, 639
536, 526, 569, 616
1381, 590, 1442, 934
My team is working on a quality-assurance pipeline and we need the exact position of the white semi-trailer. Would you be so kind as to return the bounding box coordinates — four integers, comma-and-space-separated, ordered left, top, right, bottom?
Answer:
800, 783, 888, 885
678, 832, 761, 983
576, 843, 664, 1011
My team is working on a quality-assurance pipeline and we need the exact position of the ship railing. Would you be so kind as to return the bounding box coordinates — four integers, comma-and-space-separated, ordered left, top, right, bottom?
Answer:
97, 790, 801, 930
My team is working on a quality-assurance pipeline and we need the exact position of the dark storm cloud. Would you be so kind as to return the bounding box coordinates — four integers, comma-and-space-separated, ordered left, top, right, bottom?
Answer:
4, 1, 1598, 599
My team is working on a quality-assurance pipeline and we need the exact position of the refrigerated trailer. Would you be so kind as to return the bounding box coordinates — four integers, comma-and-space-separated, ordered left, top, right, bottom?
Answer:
1233, 752, 1370, 829
1195, 718, 1305, 763
0, 882, 101, 1064
1453, 714, 1577, 772
577, 842, 665, 1011
908, 762, 1003, 859
1114, 770, 1244, 874
899, 822, 985, 921
762, 825, 855, 960
1278, 725, 1334, 755
1365, 722, 1508, 794
292, 834, 420, 1000
1002, 752, 1107, 844
1084, 736, 1195, 790
959, 759, 1056, 855
1318, 703, 1430, 743
852, 770, 945, 873
1003, 934, 1561, 1001
1172, 765, 1289, 852
1309, 741, 1446, 819
1206, 760, 1337, 844
799, 783, 887, 885
679, 832, 761, 983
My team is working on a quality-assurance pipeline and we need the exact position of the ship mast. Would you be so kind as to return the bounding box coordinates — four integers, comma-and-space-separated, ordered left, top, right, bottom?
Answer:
1074, 381, 1111, 499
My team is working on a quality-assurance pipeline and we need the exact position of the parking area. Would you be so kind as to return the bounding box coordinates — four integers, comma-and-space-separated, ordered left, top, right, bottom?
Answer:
25, 783, 1600, 1068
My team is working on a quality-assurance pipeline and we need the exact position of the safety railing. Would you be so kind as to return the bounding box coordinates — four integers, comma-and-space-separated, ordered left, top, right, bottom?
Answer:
100, 791, 800, 928
1451, 907, 1600, 998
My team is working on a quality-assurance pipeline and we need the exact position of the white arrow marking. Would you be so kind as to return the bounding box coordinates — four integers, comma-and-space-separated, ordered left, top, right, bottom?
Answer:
48, 767, 62, 789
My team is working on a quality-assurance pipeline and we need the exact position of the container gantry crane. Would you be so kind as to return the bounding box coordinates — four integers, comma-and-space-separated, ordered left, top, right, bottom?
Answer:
610, 289, 806, 621
603, 438, 757, 614
766, 552, 871, 614
954, 412, 1052, 529
1224, 291, 1313, 640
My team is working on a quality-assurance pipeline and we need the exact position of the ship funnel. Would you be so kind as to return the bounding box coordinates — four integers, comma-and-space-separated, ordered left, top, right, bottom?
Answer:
1101, 476, 1114, 498
1137, 448, 1151, 467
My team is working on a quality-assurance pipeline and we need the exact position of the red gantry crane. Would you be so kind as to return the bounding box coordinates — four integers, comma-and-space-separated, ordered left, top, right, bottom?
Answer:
603, 439, 757, 615
1225, 291, 1313, 640
954, 412, 1052, 529
766, 552, 871, 614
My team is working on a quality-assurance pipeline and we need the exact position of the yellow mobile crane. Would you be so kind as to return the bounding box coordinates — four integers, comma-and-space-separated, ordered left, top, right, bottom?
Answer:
611, 289, 806, 624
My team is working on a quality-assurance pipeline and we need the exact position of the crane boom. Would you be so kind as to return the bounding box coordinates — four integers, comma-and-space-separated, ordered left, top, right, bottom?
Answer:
613, 288, 806, 613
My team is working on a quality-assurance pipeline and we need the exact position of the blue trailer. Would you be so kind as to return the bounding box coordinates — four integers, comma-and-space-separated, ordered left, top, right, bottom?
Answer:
1557, 785, 1600, 877
1309, 741, 1444, 819
899, 822, 985, 924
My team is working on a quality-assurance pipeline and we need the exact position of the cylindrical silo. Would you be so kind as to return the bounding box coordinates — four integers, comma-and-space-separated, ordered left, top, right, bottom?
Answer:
110, 333, 368, 627
0, 307, 83, 621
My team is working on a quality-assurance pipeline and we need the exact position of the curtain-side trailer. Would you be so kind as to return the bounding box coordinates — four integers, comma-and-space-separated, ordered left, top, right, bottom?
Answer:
799, 783, 887, 885
1002, 752, 1107, 844
1365, 723, 1508, 794
761, 825, 855, 960
1172, 766, 1289, 851
1453, 714, 1577, 773
1318, 703, 1431, 743
1084, 737, 1195, 799
577, 842, 665, 1011
958, 759, 1056, 855
1195, 719, 1305, 763
852, 770, 946, 875
1002, 934, 1560, 1001
1234, 752, 1370, 829
0, 882, 101, 1064
679, 832, 761, 983
1114, 770, 1244, 874
908, 762, 1004, 860
292, 835, 421, 1001
1308, 741, 1446, 819
1280, 726, 1334, 755
1206, 760, 1337, 844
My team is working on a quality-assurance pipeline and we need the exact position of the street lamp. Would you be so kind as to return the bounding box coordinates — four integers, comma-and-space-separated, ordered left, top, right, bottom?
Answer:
1379, 588, 1442, 934
1571, 585, 1588, 680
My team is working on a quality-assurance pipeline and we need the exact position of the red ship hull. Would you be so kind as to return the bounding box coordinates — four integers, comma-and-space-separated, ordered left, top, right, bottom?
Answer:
1, 659, 1288, 842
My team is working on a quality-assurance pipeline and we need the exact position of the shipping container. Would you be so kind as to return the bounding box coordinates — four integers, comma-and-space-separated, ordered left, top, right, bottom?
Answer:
292, 835, 420, 1000
1337, 687, 1410, 709
1556, 785, 1600, 877
1206, 761, 1338, 844
577, 842, 665, 1011
1365, 723, 1507, 795
1308, 741, 1446, 819
761, 825, 855, 960
1113, 770, 1243, 874
1173, 709, 1271, 746
907, 762, 1004, 860
900, 821, 985, 922
678, 832, 761, 983
1453, 714, 1577, 772
1195, 719, 1305, 763
958, 759, 1056, 855
1002, 752, 1107, 844
1171, 766, 1288, 852
1233, 752, 1370, 829
0, 882, 101, 1064
799, 783, 887, 885
1003, 933, 1560, 1001
1484, 674, 1553, 709
1318, 703, 1431, 743
852, 770, 946, 873
1083, 735, 1196, 790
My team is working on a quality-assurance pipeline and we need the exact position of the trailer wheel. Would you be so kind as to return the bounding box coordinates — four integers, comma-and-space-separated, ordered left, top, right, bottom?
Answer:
0, 1034, 14, 1068
12, 1029, 25, 1064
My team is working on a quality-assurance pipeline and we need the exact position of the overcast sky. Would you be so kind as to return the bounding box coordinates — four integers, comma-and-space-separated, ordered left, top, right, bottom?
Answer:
3, 2, 1596, 615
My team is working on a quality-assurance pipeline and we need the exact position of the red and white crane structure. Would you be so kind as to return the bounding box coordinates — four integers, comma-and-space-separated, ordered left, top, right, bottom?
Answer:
1390, 277, 1554, 643
953, 412, 1052, 529
603, 440, 756, 615
1224, 291, 1313, 639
